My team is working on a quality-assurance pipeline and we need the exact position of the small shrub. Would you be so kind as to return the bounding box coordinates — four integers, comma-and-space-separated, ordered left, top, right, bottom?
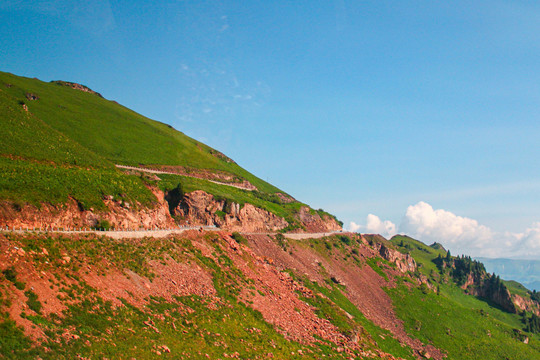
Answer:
24, 290, 42, 314
93, 219, 111, 231
275, 234, 288, 251
2, 267, 25, 290
231, 232, 247, 245
2, 268, 17, 283
339, 235, 351, 246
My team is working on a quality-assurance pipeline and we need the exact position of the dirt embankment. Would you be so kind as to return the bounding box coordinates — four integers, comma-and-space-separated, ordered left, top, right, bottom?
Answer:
0, 188, 176, 230
116, 164, 257, 191
0, 189, 341, 234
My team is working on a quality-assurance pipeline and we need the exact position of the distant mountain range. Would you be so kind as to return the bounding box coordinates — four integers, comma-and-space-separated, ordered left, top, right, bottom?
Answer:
476, 257, 540, 291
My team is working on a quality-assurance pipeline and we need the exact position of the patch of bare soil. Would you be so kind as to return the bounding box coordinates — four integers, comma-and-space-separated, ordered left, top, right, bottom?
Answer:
0, 239, 67, 339
82, 257, 216, 308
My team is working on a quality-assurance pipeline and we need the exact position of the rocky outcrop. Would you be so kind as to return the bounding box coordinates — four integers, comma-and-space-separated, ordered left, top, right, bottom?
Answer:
478, 284, 516, 313
172, 190, 288, 232
460, 272, 485, 291
512, 294, 540, 316
170, 191, 341, 233
25, 93, 39, 101
209, 149, 236, 164
0, 188, 176, 230
275, 192, 295, 204
0, 186, 339, 234
377, 243, 417, 273
222, 203, 289, 232
101, 188, 176, 229
173, 190, 222, 226
462, 278, 517, 313
295, 206, 342, 233
50, 80, 103, 98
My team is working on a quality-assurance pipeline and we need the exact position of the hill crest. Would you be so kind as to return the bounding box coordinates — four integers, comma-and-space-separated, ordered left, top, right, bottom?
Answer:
0, 71, 340, 233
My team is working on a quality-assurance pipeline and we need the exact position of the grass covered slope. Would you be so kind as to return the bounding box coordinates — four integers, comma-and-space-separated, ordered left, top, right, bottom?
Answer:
0, 71, 281, 193
0, 75, 156, 210
389, 235, 540, 359
387, 283, 539, 359
0, 89, 105, 168
1, 71, 329, 223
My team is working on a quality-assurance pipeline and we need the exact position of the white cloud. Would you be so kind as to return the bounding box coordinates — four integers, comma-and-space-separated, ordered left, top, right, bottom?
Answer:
350, 201, 540, 259
366, 214, 397, 238
513, 222, 540, 254
348, 221, 361, 233
399, 201, 493, 251
348, 214, 396, 239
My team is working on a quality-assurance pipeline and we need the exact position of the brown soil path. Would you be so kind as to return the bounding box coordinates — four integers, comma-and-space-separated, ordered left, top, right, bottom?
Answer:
115, 164, 256, 191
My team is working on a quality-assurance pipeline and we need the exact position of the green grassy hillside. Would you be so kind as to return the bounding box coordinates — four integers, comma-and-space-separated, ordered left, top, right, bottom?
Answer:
389, 234, 540, 359
390, 235, 447, 278
0, 71, 313, 217
387, 282, 539, 359
0, 71, 279, 192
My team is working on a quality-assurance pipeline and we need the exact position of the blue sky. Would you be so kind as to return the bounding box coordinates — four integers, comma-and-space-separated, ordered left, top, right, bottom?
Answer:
2, 1, 540, 258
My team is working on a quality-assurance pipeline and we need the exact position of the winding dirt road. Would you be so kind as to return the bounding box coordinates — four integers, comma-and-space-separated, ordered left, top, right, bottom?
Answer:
115, 164, 255, 191
1, 226, 341, 240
